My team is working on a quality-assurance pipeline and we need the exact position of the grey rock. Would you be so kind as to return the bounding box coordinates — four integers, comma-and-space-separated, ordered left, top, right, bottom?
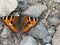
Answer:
13, 36, 19, 45
38, 42, 41, 45
1, 26, 11, 38
20, 36, 37, 45
52, 24, 60, 45
48, 28, 55, 36
45, 44, 51, 45
16, 0, 27, 12
48, 17, 60, 25
54, 0, 60, 3
3, 39, 10, 45
0, 23, 3, 31
27, 0, 38, 4
0, 0, 17, 17
43, 36, 52, 43
3, 39, 16, 45
17, 0, 38, 4
22, 4, 47, 17
29, 22, 48, 39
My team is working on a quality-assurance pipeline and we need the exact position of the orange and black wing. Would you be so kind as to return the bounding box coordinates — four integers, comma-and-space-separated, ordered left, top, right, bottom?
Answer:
2, 16, 38, 33
22, 16, 38, 33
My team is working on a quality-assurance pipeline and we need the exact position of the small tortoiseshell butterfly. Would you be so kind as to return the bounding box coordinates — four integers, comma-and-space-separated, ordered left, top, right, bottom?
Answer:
1, 15, 38, 33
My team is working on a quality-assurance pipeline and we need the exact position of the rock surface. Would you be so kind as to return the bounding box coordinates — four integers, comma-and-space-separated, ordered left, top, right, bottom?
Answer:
22, 4, 47, 17
20, 36, 37, 45
48, 17, 60, 25
0, 0, 17, 17
43, 36, 52, 43
0, 23, 3, 31
27, 0, 38, 4
52, 24, 60, 45
1, 26, 11, 38
45, 44, 51, 45
29, 22, 48, 39
54, 0, 60, 3
48, 27, 55, 36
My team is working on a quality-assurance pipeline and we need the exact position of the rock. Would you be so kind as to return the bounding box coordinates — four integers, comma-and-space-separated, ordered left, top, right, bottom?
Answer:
0, 38, 4, 44
3, 39, 16, 45
52, 24, 60, 45
54, 0, 60, 3
43, 36, 52, 43
1, 26, 12, 38
48, 27, 55, 36
38, 43, 41, 45
0, 0, 17, 17
11, 12, 20, 16
45, 44, 51, 45
19, 36, 37, 45
3, 39, 10, 45
21, 4, 47, 17
27, 0, 38, 4
0, 23, 3, 31
13, 36, 19, 45
29, 21, 48, 39
48, 17, 60, 25
17, 0, 38, 4
16, 0, 27, 12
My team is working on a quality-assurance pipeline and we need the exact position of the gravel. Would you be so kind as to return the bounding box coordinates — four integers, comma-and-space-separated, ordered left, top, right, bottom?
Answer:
0, 0, 60, 45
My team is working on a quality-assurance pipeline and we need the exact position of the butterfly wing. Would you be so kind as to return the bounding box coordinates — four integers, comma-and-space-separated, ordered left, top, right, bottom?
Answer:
2, 16, 38, 33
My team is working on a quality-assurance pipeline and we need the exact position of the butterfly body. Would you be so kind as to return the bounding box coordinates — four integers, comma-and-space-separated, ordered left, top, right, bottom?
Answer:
2, 15, 38, 33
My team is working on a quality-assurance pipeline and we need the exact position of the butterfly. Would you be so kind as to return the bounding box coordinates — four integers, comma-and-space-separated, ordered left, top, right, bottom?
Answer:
1, 15, 38, 33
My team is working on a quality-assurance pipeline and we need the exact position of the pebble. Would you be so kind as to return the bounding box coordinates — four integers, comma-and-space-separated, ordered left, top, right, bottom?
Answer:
48, 17, 60, 25
43, 36, 52, 43
48, 28, 55, 36
19, 36, 37, 45
1, 26, 11, 38
0, 0, 17, 17
29, 21, 48, 39
52, 24, 60, 45
21, 4, 47, 17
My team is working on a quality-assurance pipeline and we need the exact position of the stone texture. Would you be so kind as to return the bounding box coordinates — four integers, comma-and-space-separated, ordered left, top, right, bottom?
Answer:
45, 44, 51, 45
48, 27, 55, 36
1, 26, 11, 38
0, 23, 3, 31
52, 24, 60, 45
48, 17, 60, 25
29, 21, 48, 39
17, 0, 38, 4
3, 39, 16, 45
16, 0, 27, 12
27, 0, 38, 4
22, 4, 47, 17
54, 0, 60, 3
0, 0, 17, 17
43, 36, 52, 43
19, 36, 37, 45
